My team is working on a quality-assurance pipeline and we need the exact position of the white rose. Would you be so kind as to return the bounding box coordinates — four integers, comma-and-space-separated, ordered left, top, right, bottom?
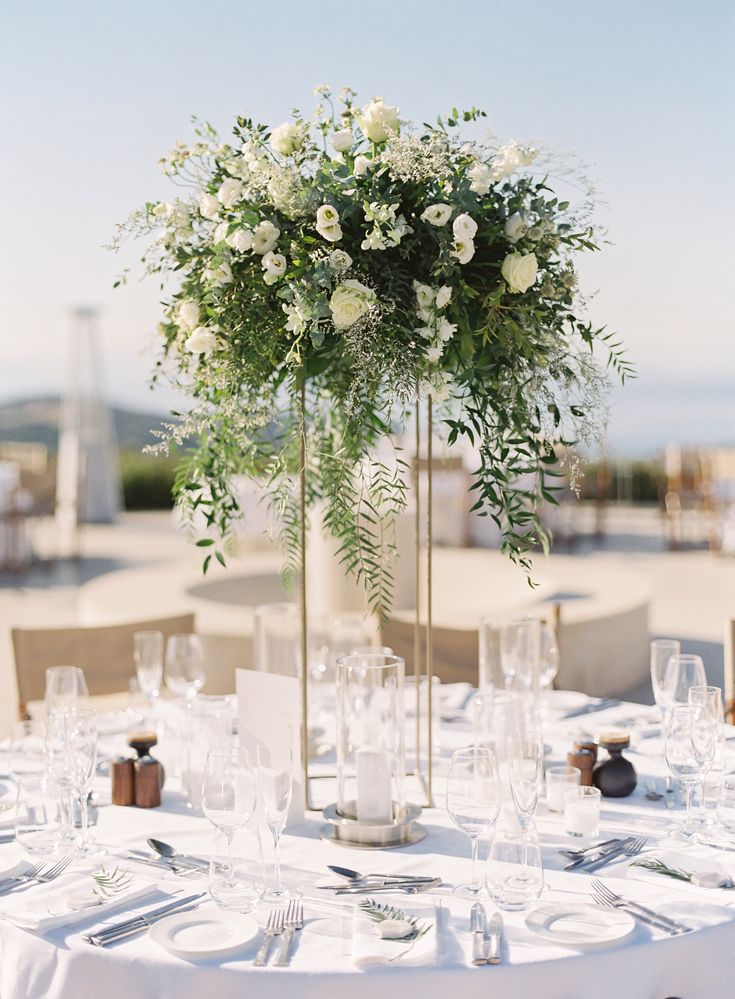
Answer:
203, 260, 233, 287
426, 345, 443, 363
501, 251, 538, 293
451, 238, 475, 265
468, 161, 492, 196
216, 178, 244, 208
185, 326, 218, 355
261, 251, 287, 285
226, 228, 253, 252
213, 221, 229, 244
198, 193, 220, 220
413, 281, 435, 312
329, 249, 352, 271
177, 301, 200, 331
353, 155, 372, 177
356, 98, 400, 143
421, 203, 452, 227
331, 129, 353, 153
270, 121, 303, 156
435, 285, 452, 309
453, 213, 478, 241
329, 279, 376, 329
252, 220, 280, 255
504, 212, 528, 245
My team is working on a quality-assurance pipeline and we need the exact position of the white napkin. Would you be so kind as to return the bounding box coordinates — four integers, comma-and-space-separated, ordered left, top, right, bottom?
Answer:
352, 901, 437, 968
0, 869, 160, 933
625, 848, 735, 895
0, 781, 15, 829
441, 683, 473, 711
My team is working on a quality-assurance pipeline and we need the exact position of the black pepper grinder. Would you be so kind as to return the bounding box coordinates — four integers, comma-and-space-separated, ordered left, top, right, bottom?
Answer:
593, 731, 637, 797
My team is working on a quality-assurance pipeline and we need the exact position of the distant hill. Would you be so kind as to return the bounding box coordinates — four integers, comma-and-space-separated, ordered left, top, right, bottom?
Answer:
0, 397, 168, 454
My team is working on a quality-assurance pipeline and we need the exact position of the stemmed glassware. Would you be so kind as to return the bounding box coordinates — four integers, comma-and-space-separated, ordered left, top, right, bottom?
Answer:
257, 744, 297, 901
661, 654, 706, 712
164, 633, 205, 700
133, 630, 164, 715
46, 709, 98, 853
650, 638, 681, 719
202, 747, 259, 909
689, 685, 723, 830
45, 666, 89, 716
665, 703, 717, 841
507, 734, 544, 891
446, 747, 501, 898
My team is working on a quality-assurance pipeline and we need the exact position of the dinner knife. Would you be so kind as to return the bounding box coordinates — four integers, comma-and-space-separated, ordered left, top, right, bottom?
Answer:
561, 698, 620, 720
564, 838, 633, 871
334, 877, 442, 895
470, 902, 486, 965
486, 912, 503, 964
82, 892, 206, 946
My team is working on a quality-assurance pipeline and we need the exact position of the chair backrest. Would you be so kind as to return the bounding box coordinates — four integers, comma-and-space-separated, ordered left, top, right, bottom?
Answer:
726, 618, 735, 724
11, 613, 196, 717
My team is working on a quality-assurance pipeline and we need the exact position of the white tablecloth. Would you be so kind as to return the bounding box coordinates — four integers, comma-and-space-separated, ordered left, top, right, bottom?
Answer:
2, 692, 735, 999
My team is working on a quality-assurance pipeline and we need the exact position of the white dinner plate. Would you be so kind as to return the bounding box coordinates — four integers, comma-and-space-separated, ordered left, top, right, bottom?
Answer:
149, 911, 258, 959
525, 902, 635, 947
96, 710, 144, 735
547, 690, 589, 713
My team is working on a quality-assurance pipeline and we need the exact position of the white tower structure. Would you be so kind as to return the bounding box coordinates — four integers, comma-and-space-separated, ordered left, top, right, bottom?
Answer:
55, 307, 122, 555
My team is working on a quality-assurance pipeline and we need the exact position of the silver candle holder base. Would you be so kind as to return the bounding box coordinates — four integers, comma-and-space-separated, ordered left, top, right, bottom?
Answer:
319, 801, 425, 849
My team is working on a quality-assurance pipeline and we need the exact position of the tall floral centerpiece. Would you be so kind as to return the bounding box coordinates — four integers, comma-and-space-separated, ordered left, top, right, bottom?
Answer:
116, 86, 630, 808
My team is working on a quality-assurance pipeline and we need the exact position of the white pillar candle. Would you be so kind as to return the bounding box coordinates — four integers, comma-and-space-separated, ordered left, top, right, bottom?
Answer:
565, 798, 599, 836
355, 747, 393, 823
547, 782, 569, 813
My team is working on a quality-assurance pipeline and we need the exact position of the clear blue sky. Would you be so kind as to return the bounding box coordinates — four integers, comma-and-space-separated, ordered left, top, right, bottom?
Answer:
1, 0, 733, 453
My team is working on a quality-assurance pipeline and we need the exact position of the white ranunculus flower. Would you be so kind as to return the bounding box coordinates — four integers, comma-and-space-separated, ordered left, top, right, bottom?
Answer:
185, 326, 218, 355
501, 251, 538, 294
468, 161, 492, 196
252, 220, 280, 255
270, 121, 303, 156
451, 238, 475, 265
198, 193, 220, 221
435, 285, 452, 309
356, 98, 400, 143
203, 261, 233, 287
453, 213, 478, 241
329, 249, 352, 271
261, 251, 287, 285
426, 345, 443, 363
504, 212, 528, 245
213, 221, 229, 244
331, 129, 353, 153
329, 279, 376, 329
177, 301, 200, 331
216, 178, 244, 208
353, 155, 372, 177
413, 281, 435, 312
420, 203, 452, 227
226, 228, 253, 252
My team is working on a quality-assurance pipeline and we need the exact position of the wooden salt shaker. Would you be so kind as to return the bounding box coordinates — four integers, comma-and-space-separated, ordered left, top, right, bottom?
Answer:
134, 755, 162, 808
110, 757, 135, 806
567, 747, 595, 786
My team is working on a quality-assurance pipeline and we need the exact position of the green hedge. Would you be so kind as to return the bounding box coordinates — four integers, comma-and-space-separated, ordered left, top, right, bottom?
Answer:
119, 452, 178, 510
579, 460, 665, 504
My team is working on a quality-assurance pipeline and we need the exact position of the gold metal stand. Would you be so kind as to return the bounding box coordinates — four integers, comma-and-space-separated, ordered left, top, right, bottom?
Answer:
299, 380, 314, 810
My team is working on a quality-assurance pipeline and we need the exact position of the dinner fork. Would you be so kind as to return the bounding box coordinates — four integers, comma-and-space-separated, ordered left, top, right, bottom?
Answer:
254, 907, 284, 967
34, 857, 73, 883
273, 898, 304, 967
590, 879, 691, 935
582, 835, 646, 873
0, 862, 44, 893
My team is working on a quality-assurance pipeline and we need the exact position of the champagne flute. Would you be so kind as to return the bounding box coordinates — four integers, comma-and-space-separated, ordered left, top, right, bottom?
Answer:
446, 747, 501, 898
257, 743, 297, 901
665, 704, 715, 840
45, 666, 89, 716
689, 685, 722, 829
508, 734, 544, 894
202, 747, 258, 907
133, 630, 164, 712
650, 639, 681, 719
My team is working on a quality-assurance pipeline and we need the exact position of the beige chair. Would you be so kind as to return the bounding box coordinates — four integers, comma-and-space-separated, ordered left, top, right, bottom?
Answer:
11, 613, 195, 719
725, 619, 735, 724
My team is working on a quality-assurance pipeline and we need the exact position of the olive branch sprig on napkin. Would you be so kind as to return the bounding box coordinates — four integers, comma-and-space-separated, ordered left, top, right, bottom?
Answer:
633, 857, 735, 889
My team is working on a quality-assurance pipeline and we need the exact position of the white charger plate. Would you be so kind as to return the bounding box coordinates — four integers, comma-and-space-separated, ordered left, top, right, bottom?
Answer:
149, 911, 258, 959
525, 902, 635, 947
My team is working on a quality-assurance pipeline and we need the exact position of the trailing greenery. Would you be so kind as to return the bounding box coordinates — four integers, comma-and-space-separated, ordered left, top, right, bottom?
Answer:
114, 86, 631, 618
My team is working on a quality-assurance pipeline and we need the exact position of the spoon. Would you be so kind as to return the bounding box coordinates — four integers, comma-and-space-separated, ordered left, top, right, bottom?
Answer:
148, 838, 208, 869
645, 779, 664, 801
327, 864, 435, 883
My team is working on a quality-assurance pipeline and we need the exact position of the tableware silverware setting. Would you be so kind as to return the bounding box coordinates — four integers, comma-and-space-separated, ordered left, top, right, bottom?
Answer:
644, 779, 664, 801
561, 698, 620, 720
582, 835, 647, 873
254, 907, 285, 967
82, 892, 207, 946
0, 857, 72, 895
486, 912, 503, 964
559, 838, 620, 860
146, 838, 209, 871
327, 865, 437, 884
331, 877, 443, 896
563, 837, 636, 871
273, 898, 304, 967
590, 879, 691, 935
470, 901, 486, 965
123, 850, 205, 876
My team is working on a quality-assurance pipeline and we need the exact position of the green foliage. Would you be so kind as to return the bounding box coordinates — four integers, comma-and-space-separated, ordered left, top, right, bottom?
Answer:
119, 453, 177, 509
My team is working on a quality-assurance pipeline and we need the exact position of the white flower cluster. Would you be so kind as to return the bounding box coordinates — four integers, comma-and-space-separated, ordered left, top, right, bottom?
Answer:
468, 141, 538, 195
361, 201, 412, 251
316, 204, 342, 242
413, 280, 455, 364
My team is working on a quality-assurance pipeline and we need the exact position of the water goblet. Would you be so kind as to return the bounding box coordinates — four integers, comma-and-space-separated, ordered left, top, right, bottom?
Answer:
201, 747, 258, 907
446, 746, 501, 898
164, 633, 205, 700
665, 704, 715, 841
44, 666, 89, 716
662, 654, 706, 712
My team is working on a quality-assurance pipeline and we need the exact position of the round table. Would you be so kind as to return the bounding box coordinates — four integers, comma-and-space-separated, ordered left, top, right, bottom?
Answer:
1, 691, 734, 999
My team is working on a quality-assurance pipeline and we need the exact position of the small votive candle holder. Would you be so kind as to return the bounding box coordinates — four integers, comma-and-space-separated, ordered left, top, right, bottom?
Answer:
564, 785, 601, 837
546, 765, 581, 813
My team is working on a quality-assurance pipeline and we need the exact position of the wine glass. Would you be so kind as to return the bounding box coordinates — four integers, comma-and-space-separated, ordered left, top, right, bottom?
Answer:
133, 630, 164, 711
446, 747, 501, 898
650, 639, 681, 719
44, 666, 89, 716
507, 734, 544, 897
661, 654, 706, 713
164, 633, 205, 700
665, 704, 715, 841
202, 747, 258, 909
257, 743, 297, 901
